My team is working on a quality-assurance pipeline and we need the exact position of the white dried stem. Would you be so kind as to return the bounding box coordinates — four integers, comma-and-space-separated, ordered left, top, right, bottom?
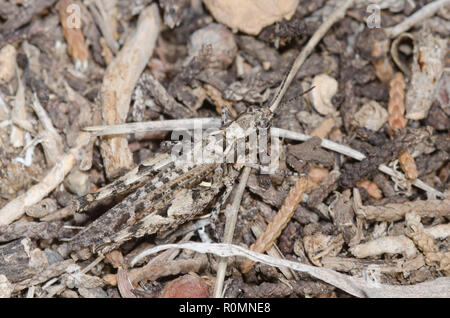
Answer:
0, 133, 91, 225
99, 4, 160, 179
385, 0, 450, 38
31, 94, 64, 166
131, 242, 450, 298
84, 118, 222, 136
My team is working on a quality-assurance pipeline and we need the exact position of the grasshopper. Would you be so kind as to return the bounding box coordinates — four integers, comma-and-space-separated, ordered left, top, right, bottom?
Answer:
66, 103, 279, 255
64, 0, 355, 256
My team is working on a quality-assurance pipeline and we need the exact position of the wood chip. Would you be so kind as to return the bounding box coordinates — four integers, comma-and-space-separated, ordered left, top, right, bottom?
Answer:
357, 180, 383, 200
99, 4, 160, 179
350, 235, 417, 259
0, 44, 17, 84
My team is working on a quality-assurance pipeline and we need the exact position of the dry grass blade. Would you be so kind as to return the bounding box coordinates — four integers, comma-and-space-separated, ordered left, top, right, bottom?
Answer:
132, 242, 450, 298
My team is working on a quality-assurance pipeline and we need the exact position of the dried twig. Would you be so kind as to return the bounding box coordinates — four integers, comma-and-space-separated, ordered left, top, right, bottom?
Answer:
0, 133, 91, 225
405, 29, 446, 120
88, 0, 119, 54
241, 177, 308, 273
353, 188, 450, 222
84, 118, 221, 136
213, 166, 251, 298
385, 0, 450, 38
10, 68, 25, 148
99, 4, 160, 179
31, 95, 64, 167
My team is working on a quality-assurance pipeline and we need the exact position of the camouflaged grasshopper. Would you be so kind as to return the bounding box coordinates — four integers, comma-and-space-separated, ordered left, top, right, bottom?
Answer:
65, 100, 281, 255
63, 1, 328, 255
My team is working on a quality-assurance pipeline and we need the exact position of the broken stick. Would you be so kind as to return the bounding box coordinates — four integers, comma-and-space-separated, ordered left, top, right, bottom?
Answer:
99, 4, 160, 179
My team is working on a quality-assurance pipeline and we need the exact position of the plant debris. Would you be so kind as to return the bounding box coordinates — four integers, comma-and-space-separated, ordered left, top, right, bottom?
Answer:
0, 0, 448, 299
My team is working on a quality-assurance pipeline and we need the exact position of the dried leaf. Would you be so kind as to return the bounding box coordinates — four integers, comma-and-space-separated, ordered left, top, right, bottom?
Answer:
203, 0, 299, 35
310, 74, 338, 116
354, 100, 388, 131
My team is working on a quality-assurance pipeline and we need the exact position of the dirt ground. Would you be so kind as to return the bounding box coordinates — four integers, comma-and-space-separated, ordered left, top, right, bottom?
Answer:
0, 0, 449, 298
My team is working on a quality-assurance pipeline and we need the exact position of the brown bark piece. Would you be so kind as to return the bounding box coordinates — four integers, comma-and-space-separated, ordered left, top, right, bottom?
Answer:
0, 238, 47, 283
99, 4, 160, 179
